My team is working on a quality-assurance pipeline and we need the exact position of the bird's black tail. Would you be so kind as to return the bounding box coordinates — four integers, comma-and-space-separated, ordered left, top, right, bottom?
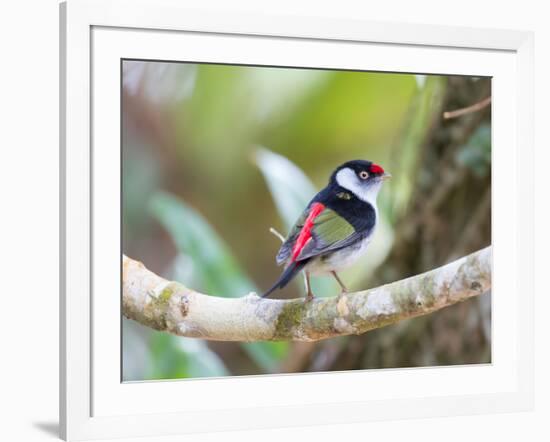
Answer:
262, 261, 306, 298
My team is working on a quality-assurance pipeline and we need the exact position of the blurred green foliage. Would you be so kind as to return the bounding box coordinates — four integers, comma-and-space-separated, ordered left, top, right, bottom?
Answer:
150, 192, 254, 296
456, 124, 491, 177
149, 192, 288, 372
148, 332, 229, 379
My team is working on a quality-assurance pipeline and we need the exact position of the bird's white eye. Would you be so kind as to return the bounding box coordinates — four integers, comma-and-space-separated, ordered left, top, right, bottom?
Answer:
359, 171, 369, 180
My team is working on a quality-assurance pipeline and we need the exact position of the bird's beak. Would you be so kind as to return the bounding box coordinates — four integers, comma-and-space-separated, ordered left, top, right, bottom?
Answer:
381, 172, 392, 181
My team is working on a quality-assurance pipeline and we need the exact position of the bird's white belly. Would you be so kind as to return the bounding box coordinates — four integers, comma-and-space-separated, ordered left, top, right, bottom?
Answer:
306, 235, 372, 275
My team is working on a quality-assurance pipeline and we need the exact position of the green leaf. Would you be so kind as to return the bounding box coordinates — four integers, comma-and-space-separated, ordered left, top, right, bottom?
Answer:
177, 339, 230, 378
150, 191, 253, 296
254, 147, 317, 230
148, 331, 229, 379
148, 332, 189, 379
149, 191, 287, 372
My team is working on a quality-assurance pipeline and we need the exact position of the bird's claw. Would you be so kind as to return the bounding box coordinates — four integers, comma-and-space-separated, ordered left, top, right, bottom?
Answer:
336, 289, 348, 301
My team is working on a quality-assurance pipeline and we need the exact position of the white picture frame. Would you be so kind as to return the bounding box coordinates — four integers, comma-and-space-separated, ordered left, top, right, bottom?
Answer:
60, 0, 534, 440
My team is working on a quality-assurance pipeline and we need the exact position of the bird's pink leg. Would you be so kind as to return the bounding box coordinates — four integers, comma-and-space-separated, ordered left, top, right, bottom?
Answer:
331, 271, 348, 298
303, 271, 315, 302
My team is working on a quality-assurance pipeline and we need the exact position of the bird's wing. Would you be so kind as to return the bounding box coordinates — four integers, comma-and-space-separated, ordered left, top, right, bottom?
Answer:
276, 203, 371, 264
295, 207, 362, 261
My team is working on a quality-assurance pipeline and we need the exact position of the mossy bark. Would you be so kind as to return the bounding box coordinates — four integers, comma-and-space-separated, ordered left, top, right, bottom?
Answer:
122, 247, 491, 342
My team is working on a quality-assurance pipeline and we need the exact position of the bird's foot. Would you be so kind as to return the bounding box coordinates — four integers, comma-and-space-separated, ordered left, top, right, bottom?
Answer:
304, 292, 316, 303
336, 288, 349, 301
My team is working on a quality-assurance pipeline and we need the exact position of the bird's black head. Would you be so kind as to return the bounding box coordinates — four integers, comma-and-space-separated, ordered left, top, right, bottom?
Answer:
328, 159, 390, 202
330, 159, 389, 184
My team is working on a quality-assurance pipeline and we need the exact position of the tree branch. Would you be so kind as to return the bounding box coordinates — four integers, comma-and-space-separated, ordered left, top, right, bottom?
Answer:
443, 96, 491, 119
123, 247, 491, 342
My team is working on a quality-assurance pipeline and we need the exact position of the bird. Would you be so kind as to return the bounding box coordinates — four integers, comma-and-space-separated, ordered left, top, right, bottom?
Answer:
262, 159, 391, 301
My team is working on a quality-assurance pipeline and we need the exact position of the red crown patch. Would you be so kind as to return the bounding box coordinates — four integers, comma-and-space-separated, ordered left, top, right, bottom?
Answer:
370, 164, 384, 174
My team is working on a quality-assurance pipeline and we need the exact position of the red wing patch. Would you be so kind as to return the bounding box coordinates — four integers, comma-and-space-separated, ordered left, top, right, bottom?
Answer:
291, 202, 325, 262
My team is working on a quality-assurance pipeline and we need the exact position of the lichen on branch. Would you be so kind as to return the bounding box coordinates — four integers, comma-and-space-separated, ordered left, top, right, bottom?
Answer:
122, 247, 491, 342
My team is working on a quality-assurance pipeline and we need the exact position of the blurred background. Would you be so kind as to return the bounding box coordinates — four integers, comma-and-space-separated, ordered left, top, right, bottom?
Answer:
122, 60, 491, 381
